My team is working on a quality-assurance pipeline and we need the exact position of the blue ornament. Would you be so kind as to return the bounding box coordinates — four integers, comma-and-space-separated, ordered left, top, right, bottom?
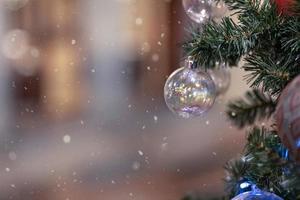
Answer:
232, 185, 283, 200
274, 143, 289, 160
236, 180, 253, 195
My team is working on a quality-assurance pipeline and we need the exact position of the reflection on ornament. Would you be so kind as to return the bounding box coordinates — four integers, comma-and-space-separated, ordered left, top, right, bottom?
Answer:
276, 75, 300, 161
3, 0, 29, 11
211, 0, 228, 19
236, 180, 253, 195
164, 67, 216, 118
208, 63, 231, 95
13, 46, 40, 76
232, 185, 283, 200
1, 29, 29, 60
182, 0, 213, 24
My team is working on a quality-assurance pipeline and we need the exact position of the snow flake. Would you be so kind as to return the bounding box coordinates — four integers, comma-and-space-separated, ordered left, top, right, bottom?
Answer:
63, 135, 71, 144
152, 54, 160, 62
135, 17, 143, 26
161, 143, 168, 150
138, 150, 144, 156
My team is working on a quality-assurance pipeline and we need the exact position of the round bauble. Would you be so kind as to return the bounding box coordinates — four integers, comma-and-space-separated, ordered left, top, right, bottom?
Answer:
232, 186, 283, 200
182, 0, 213, 24
207, 63, 231, 96
164, 67, 216, 118
276, 75, 300, 161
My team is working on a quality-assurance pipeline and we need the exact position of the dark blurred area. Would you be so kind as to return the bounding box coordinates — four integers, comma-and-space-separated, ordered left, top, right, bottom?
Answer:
0, 0, 247, 199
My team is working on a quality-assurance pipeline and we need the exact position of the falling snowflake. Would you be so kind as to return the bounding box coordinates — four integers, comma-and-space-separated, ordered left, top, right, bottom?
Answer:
138, 150, 144, 156
152, 53, 160, 62
63, 135, 71, 144
135, 17, 143, 26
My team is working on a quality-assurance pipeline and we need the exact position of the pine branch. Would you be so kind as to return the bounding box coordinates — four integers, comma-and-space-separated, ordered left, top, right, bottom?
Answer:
281, 18, 300, 55
243, 53, 297, 96
289, 0, 300, 15
242, 128, 300, 198
224, 159, 249, 197
181, 0, 300, 199
182, 17, 259, 68
224, 127, 300, 199
226, 90, 276, 128
223, 0, 265, 15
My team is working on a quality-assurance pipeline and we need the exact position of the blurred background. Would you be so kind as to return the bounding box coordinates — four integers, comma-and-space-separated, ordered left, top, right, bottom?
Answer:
0, 0, 249, 199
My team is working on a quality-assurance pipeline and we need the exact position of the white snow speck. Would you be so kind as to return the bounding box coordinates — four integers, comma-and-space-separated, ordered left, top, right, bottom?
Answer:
138, 150, 144, 156
135, 17, 143, 26
63, 135, 71, 144
153, 115, 158, 122
161, 143, 168, 150
152, 54, 159, 62
71, 39, 76, 45
5, 167, 10, 172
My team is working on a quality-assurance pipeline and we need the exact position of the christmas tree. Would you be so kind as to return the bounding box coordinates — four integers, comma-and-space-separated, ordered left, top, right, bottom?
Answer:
178, 0, 300, 199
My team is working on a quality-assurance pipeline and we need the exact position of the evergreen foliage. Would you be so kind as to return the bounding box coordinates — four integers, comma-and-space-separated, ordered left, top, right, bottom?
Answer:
182, 0, 300, 199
